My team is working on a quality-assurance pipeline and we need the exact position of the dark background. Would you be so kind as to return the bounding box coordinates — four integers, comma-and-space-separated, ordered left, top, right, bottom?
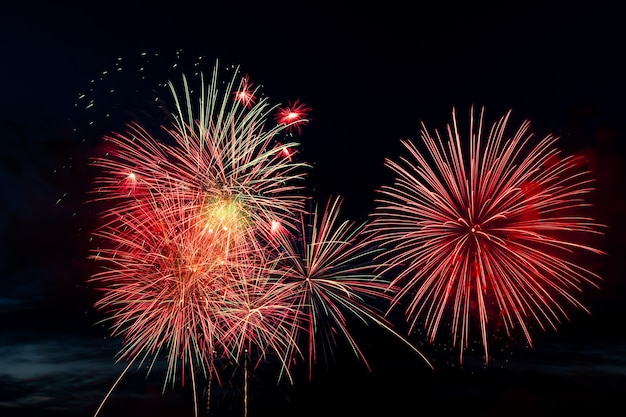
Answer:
1, 1, 625, 416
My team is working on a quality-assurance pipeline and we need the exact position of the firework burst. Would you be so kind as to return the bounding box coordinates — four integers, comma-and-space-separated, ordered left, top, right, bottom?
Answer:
366, 106, 605, 364
276, 196, 432, 377
88, 60, 312, 416
87, 55, 432, 417
274, 99, 311, 134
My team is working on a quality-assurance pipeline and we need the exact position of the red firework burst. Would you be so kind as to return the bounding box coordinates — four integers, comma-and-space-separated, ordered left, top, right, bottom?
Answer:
88, 61, 312, 416
366, 106, 605, 364
87, 58, 430, 417
232, 74, 257, 108
274, 99, 311, 134
217, 251, 303, 381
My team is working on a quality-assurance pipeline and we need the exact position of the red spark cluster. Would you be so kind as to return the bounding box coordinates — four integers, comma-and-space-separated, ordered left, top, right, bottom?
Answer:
233, 74, 257, 108
274, 99, 312, 134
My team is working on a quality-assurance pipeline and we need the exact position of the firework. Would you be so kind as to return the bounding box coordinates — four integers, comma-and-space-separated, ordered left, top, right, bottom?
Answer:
87, 56, 431, 417
274, 99, 311, 134
366, 106, 605, 364
233, 74, 257, 108
276, 196, 432, 377
88, 60, 312, 416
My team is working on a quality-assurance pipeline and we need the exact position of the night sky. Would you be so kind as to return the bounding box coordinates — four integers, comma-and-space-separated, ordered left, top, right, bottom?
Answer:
2, 2, 626, 416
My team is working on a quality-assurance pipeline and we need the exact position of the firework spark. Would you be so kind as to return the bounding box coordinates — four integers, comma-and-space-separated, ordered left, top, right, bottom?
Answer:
366, 106, 605, 364
233, 74, 257, 108
274, 99, 311, 134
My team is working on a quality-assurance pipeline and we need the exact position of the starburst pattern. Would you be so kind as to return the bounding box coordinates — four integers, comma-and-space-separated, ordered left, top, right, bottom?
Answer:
274, 99, 311, 134
277, 196, 432, 377
366, 106, 605, 364
232, 74, 257, 108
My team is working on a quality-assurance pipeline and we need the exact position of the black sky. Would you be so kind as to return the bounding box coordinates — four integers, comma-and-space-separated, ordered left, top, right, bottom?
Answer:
1, 1, 626, 416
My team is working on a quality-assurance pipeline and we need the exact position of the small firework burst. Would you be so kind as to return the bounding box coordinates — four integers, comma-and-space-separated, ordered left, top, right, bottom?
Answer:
274, 99, 311, 134
232, 74, 257, 108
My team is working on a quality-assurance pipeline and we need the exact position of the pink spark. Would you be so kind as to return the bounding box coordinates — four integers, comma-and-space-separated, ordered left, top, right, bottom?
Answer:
233, 74, 256, 108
